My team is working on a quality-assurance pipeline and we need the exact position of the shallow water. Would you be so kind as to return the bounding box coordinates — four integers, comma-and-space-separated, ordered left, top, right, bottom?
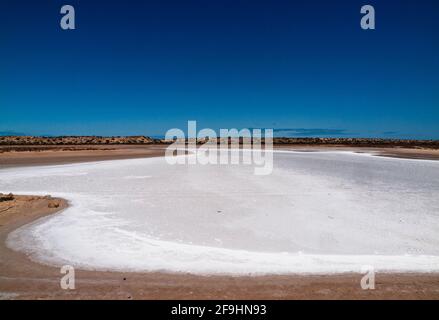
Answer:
1, 151, 439, 274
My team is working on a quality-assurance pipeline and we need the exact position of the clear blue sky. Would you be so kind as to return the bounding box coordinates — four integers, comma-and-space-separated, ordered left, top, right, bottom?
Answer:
1, 0, 438, 138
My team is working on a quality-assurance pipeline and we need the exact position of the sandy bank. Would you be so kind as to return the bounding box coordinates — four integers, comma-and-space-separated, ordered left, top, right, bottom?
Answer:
0, 145, 166, 168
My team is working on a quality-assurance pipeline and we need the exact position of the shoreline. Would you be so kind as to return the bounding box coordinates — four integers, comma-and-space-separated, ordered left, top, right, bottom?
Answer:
1, 147, 439, 299
0, 145, 167, 168
2, 145, 439, 169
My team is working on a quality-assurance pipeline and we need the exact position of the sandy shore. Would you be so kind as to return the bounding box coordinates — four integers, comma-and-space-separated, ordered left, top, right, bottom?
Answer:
1, 145, 439, 299
0, 145, 167, 168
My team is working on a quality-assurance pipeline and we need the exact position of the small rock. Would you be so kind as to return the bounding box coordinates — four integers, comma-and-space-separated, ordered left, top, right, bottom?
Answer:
48, 201, 60, 208
0, 193, 14, 202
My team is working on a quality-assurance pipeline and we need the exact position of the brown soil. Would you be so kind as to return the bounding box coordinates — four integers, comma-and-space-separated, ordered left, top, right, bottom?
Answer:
0, 145, 166, 168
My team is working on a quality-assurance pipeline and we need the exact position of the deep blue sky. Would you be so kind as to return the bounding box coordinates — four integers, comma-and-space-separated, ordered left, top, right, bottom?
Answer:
1, 0, 438, 138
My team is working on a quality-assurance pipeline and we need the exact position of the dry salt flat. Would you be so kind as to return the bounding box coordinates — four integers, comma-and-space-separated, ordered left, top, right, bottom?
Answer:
1, 150, 439, 275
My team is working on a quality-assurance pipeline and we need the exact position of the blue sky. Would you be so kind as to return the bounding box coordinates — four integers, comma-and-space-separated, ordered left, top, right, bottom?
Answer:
1, 0, 438, 138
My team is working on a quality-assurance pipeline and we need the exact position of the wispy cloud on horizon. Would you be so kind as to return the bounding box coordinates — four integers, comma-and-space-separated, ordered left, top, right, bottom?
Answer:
382, 131, 399, 136
272, 128, 347, 137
